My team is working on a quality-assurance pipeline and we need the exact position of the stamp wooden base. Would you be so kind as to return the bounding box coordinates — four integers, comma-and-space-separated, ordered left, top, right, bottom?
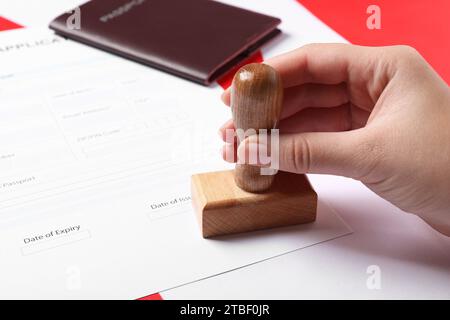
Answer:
191, 170, 317, 238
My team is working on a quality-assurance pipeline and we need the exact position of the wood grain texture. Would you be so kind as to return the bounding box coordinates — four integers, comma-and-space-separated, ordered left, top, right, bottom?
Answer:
190, 63, 317, 238
231, 63, 283, 192
191, 170, 317, 238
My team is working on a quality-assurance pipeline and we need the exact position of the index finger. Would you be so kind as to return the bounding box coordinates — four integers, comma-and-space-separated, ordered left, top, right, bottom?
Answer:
221, 43, 386, 106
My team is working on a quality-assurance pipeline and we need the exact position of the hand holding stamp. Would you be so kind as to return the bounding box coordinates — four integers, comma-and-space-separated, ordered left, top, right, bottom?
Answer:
191, 63, 317, 238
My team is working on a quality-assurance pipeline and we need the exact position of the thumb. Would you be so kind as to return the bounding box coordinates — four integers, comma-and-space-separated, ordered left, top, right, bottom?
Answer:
238, 129, 378, 179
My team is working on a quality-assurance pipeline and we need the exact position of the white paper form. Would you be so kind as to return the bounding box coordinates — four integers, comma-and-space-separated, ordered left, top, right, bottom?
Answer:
0, 28, 351, 299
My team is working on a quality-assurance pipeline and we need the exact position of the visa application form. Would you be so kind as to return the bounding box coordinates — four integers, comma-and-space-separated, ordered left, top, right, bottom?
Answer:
0, 28, 351, 299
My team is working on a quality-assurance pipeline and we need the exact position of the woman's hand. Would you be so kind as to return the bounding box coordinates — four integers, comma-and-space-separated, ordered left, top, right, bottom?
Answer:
219, 44, 450, 236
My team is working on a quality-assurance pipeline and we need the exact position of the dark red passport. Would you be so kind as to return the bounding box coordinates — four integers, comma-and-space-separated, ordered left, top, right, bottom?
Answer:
49, 0, 281, 85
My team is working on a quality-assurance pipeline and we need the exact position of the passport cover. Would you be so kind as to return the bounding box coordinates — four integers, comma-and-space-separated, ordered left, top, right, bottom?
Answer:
49, 0, 281, 85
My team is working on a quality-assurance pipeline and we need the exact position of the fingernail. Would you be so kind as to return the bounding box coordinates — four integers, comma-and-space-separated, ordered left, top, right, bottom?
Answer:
221, 90, 230, 105
222, 144, 236, 163
223, 128, 236, 143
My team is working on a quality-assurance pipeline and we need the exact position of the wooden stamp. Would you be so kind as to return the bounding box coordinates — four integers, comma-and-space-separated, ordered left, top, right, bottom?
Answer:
191, 63, 317, 238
